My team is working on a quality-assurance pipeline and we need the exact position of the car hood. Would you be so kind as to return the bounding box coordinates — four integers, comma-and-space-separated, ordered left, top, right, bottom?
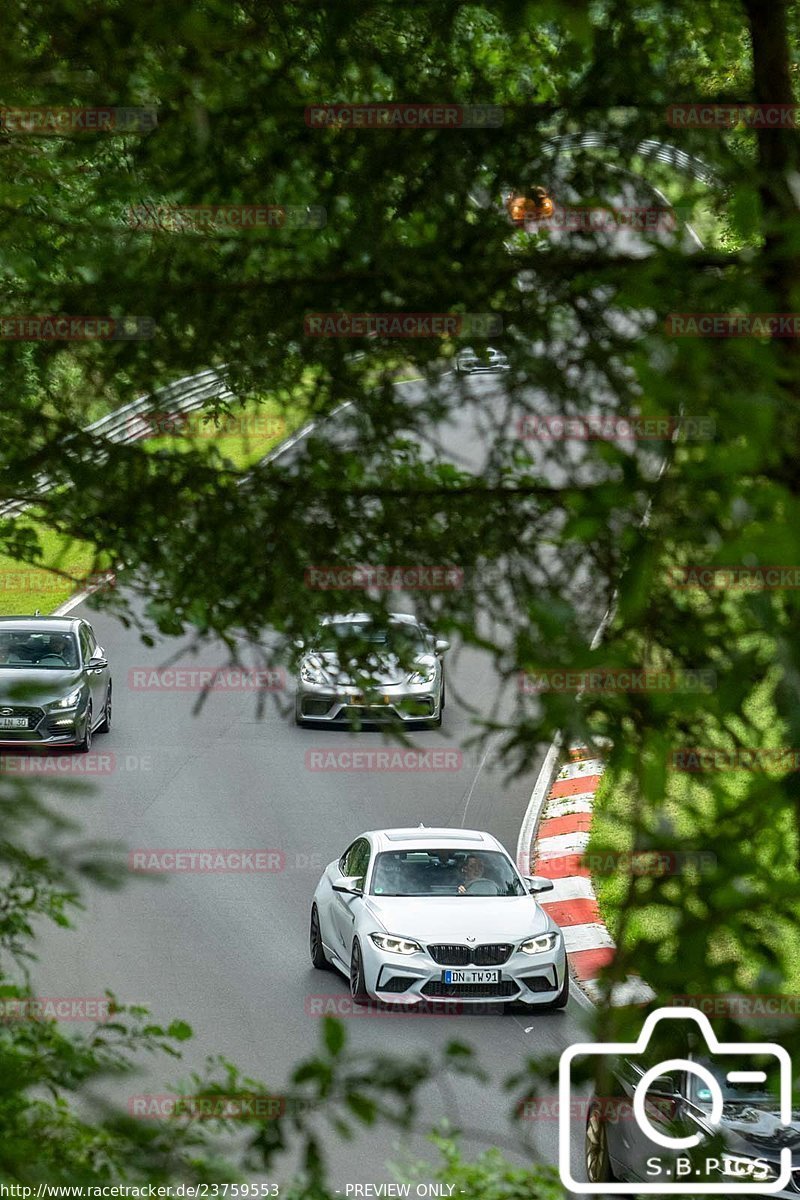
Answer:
303, 651, 434, 687
361, 895, 552, 943
0, 667, 84, 705
715, 1103, 800, 1160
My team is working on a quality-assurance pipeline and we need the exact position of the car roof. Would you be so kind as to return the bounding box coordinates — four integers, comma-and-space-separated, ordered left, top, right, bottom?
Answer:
363, 827, 503, 853
319, 612, 419, 627
0, 616, 83, 633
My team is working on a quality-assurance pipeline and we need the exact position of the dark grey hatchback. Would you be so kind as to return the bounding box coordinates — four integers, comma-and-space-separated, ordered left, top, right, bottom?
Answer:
0, 616, 112, 752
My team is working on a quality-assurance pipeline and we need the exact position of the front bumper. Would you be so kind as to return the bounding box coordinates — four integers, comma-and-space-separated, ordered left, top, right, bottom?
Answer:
0, 703, 86, 747
457, 364, 510, 375
359, 936, 567, 1006
296, 680, 441, 724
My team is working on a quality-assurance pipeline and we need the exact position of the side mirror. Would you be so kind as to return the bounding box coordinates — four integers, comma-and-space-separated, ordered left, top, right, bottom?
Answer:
525, 875, 554, 895
88, 655, 109, 670
293, 638, 305, 650
646, 1075, 680, 1100
332, 876, 364, 896
434, 638, 450, 654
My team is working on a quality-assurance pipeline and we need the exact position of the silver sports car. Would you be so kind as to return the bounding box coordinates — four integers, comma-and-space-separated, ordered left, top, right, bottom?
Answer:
455, 346, 510, 374
294, 612, 448, 728
310, 826, 568, 1009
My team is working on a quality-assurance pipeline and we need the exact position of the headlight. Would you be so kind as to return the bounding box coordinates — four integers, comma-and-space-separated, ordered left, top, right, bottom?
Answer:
50, 686, 83, 710
300, 660, 327, 685
719, 1155, 777, 1182
519, 931, 561, 955
369, 933, 421, 955
407, 662, 436, 685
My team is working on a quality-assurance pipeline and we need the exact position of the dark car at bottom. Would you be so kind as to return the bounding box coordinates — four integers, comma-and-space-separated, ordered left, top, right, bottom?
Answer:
585, 1042, 800, 1193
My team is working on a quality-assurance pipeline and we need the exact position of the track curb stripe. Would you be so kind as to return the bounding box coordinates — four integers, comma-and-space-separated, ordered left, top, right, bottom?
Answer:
531, 744, 619, 994
538, 811, 593, 839
548, 773, 602, 799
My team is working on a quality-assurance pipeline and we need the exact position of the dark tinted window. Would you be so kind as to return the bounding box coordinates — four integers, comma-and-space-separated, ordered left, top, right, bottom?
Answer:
0, 630, 79, 669
341, 839, 370, 881
318, 620, 425, 656
79, 627, 92, 663
370, 848, 525, 897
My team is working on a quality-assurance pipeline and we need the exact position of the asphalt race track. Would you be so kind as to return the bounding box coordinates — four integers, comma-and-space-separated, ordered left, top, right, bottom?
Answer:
23, 215, 685, 1192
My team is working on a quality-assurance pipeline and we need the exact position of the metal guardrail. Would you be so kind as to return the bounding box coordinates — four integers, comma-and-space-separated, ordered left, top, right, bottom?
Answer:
469, 135, 719, 211
85, 367, 232, 444
0, 367, 233, 518
2, 135, 717, 520
544, 134, 719, 187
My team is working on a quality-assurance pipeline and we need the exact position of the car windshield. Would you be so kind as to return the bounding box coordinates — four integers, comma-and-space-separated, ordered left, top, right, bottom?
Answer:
370, 849, 526, 897
690, 1057, 777, 1108
317, 621, 426, 656
0, 630, 79, 669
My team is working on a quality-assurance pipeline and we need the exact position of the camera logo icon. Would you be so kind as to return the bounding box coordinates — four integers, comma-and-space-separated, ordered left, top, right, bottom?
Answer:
558, 1006, 792, 1194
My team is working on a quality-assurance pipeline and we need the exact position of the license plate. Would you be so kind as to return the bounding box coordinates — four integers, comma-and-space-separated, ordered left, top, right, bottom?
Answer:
443, 969, 500, 985
0, 717, 28, 729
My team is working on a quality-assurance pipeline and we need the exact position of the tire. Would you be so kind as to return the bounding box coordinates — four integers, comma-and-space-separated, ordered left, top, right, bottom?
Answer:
541, 968, 570, 1011
75, 703, 93, 753
585, 1098, 616, 1183
309, 904, 332, 971
96, 684, 112, 733
441, 677, 446, 710
349, 939, 369, 1006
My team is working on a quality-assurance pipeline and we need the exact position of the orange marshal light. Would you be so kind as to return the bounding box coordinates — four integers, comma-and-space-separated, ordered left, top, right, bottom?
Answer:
507, 190, 554, 224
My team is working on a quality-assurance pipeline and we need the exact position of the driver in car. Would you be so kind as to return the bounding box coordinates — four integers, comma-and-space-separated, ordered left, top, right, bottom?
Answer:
46, 635, 70, 663
457, 855, 487, 894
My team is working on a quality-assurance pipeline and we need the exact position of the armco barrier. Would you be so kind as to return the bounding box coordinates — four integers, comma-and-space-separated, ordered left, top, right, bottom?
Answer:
0, 367, 234, 519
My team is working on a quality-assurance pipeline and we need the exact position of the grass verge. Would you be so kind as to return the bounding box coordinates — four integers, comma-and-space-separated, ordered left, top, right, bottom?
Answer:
591, 671, 800, 991
0, 392, 306, 616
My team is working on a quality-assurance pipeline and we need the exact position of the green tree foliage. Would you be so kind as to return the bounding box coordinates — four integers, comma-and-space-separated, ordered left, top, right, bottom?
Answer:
1, 0, 800, 1190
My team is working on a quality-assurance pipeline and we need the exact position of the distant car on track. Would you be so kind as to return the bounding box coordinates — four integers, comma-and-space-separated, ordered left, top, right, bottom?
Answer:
455, 346, 511, 375
310, 826, 568, 1009
295, 612, 448, 728
0, 615, 112, 752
